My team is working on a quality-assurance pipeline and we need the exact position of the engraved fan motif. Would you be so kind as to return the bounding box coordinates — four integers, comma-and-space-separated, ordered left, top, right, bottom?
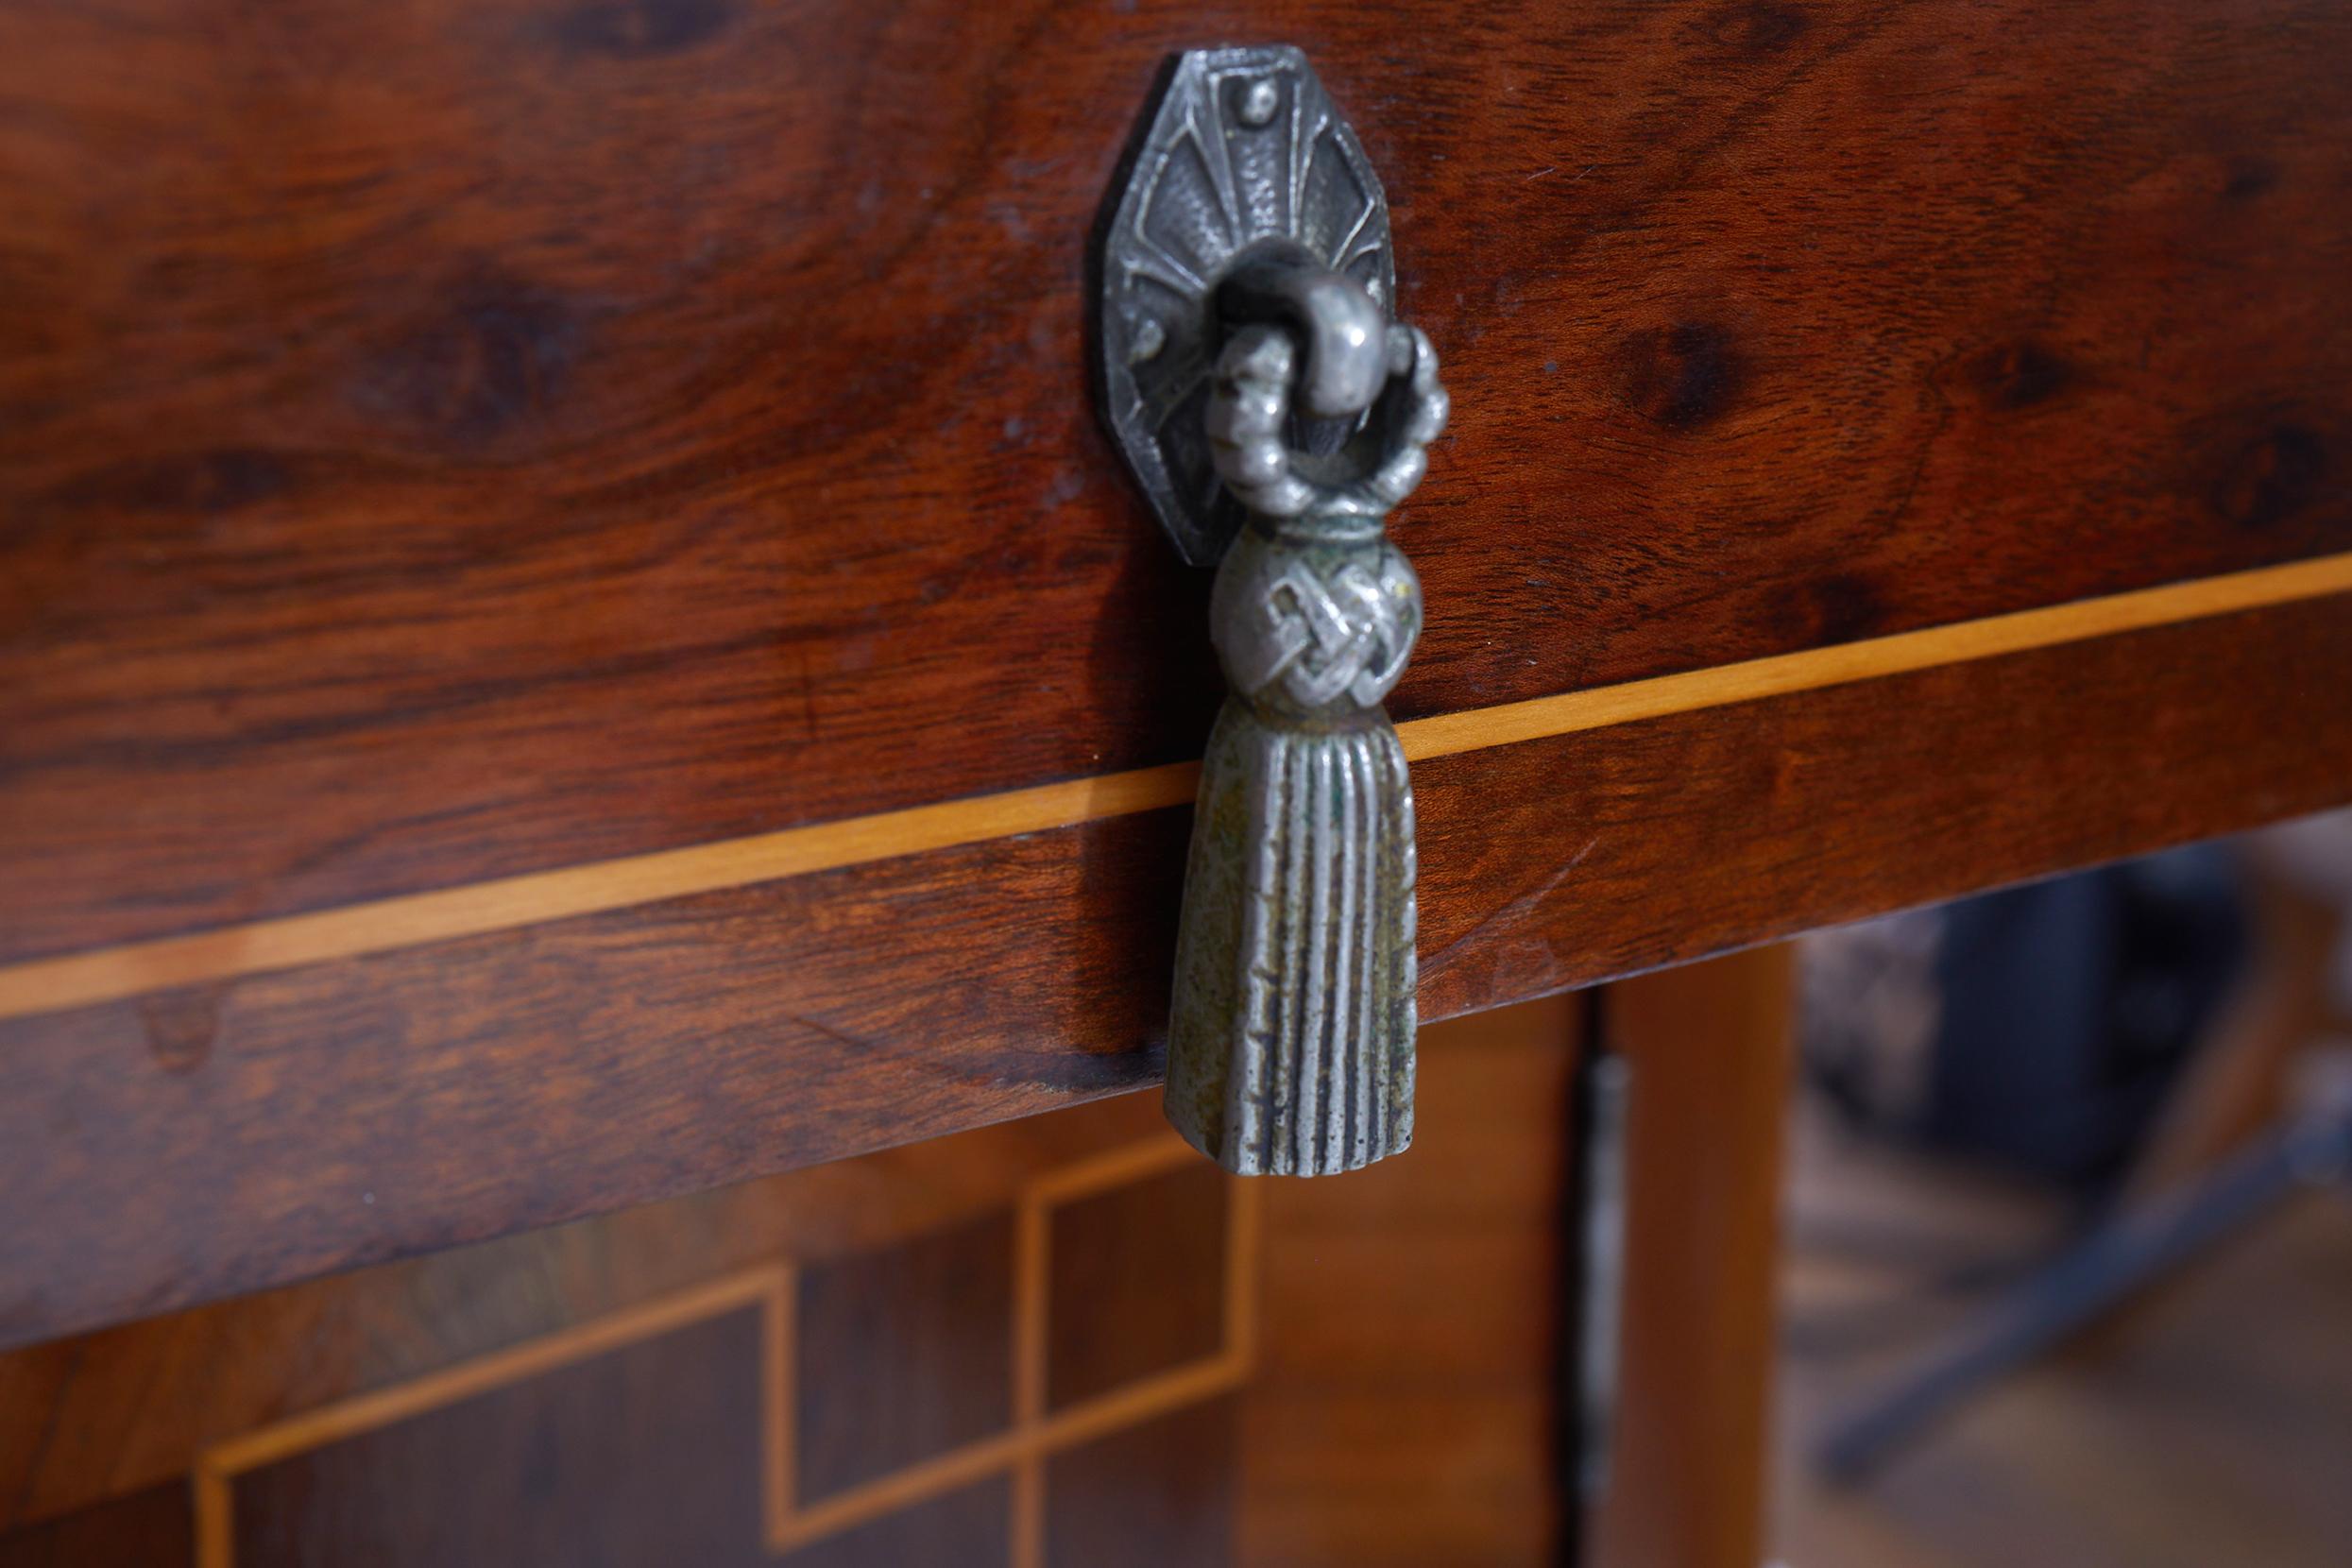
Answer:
1099, 45, 1395, 566
1096, 45, 1440, 1178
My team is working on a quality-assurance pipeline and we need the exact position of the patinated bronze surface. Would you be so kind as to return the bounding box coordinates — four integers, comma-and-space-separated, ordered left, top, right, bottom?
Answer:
1098, 46, 1448, 1173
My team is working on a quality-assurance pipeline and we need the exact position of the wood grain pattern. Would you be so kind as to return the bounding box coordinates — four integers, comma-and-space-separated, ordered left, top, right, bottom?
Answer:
0, 1098, 1168, 1531
795, 1214, 1014, 1500
0, 1488, 192, 1568
5, 0, 2351, 963
1238, 994, 1580, 1567
1, 1094, 1254, 1562
7, 0, 2352, 1352
4, 593, 2350, 1347
1045, 1165, 1228, 1412
227, 1307, 772, 1567
5, 551, 2346, 1023
1044, 1400, 1237, 1568
0, 1005, 1572, 1567
1586, 946, 1794, 1568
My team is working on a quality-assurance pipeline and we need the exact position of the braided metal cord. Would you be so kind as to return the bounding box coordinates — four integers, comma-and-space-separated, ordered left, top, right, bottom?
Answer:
1205, 322, 1448, 521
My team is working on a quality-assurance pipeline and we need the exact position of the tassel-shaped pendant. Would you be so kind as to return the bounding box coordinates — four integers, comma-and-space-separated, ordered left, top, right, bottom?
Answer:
1167, 323, 1442, 1173
1170, 700, 1416, 1172
1095, 46, 1448, 1174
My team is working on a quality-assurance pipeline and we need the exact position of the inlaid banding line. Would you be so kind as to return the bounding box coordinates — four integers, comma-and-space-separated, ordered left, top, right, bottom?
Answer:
187, 1134, 1245, 1567
5, 553, 2350, 1024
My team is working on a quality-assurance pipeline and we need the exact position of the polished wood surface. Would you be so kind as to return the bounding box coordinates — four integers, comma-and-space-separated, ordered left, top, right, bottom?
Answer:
1240, 993, 1581, 1566
1588, 946, 1796, 1568
7, 591, 2350, 1347
0, 1002, 1598, 1567
0, 1094, 1237, 1568
6, 0, 2351, 963
5, 553, 2344, 1022
0, 1098, 1167, 1533
4, 0, 2351, 1342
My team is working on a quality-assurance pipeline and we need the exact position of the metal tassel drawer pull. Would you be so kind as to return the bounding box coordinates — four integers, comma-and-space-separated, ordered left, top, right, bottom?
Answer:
1096, 45, 1448, 1175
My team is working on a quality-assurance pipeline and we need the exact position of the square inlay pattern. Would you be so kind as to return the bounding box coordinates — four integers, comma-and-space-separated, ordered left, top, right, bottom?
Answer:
119, 1135, 1255, 1568
795, 1211, 1016, 1498
1047, 1163, 1229, 1411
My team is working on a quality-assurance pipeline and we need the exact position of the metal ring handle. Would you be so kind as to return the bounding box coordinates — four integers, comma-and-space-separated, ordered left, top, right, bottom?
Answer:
1098, 45, 1445, 1176
1213, 244, 1390, 418
1205, 318, 1448, 520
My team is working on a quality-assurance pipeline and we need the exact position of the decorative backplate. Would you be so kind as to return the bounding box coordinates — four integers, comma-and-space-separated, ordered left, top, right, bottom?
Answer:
1097, 45, 1395, 567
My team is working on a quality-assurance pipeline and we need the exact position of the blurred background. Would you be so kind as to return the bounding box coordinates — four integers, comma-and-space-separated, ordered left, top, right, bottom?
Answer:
1775, 809, 2352, 1568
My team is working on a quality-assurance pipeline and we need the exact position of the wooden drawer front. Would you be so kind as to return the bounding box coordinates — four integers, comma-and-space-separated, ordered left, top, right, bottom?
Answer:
3, 0, 2350, 1343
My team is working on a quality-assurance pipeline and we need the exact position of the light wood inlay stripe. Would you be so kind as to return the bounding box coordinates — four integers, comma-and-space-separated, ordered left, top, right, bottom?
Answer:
768, 1354, 1253, 1551
201, 1269, 791, 1478
188, 1136, 1248, 1564
193, 1266, 794, 1568
10, 554, 2352, 1023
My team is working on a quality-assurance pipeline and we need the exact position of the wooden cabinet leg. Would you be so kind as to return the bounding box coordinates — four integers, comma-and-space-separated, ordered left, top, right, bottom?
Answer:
1582, 946, 1797, 1568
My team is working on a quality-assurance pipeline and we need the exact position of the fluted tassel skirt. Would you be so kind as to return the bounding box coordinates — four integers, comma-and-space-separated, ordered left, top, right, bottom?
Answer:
1165, 699, 1417, 1175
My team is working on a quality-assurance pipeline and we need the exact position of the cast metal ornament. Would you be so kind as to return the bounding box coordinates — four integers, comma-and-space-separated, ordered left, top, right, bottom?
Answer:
1097, 46, 1448, 1175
